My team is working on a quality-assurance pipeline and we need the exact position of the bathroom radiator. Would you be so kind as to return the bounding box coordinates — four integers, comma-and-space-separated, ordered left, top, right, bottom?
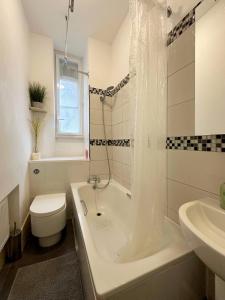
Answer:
0, 198, 10, 251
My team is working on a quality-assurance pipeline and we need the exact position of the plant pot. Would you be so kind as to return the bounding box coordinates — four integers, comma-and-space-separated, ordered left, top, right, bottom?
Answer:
32, 102, 44, 109
31, 152, 41, 160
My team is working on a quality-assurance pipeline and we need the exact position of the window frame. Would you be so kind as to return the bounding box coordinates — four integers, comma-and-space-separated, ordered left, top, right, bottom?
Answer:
55, 52, 83, 139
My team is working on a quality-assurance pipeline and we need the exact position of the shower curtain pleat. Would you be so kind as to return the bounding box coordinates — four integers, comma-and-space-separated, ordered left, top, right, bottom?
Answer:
117, 0, 167, 261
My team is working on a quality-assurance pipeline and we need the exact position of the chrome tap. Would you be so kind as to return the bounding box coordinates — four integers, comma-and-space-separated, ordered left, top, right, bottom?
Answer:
87, 175, 101, 189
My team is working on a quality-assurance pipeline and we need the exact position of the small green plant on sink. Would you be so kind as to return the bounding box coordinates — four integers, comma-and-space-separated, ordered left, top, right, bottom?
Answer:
29, 82, 47, 109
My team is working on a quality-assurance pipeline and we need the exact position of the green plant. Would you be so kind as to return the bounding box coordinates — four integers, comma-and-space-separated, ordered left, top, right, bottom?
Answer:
31, 118, 42, 153
29, 82, 46, 103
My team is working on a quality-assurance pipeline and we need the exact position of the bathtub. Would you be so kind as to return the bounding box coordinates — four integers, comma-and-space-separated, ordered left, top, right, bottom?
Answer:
71, 180, 206, 300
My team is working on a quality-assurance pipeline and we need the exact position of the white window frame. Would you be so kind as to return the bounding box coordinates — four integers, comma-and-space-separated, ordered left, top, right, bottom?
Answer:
55, 52, 83, 138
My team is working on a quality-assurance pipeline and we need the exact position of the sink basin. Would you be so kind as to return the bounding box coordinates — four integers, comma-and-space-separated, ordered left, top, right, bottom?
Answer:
179, 198, 225, 280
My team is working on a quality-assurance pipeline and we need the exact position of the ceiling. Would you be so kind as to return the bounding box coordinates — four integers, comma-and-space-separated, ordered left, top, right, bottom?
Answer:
22, 0, 129, 58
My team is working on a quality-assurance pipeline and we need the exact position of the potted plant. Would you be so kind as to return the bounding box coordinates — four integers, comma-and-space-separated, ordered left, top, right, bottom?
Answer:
29, 82, 46, 109
31, 118, 42, 160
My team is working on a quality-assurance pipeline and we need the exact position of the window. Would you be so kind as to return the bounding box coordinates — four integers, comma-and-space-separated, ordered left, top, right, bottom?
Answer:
55, 54, 83, 137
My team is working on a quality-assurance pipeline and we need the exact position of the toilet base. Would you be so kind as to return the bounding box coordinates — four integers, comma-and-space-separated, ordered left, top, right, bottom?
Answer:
39, 232, 62, 247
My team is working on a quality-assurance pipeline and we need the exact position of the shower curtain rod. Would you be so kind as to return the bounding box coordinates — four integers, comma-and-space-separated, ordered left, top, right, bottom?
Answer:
78, 70, 89, 77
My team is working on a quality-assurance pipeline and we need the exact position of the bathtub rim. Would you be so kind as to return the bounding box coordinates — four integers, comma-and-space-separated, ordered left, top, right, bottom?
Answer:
71, 180, 192, 298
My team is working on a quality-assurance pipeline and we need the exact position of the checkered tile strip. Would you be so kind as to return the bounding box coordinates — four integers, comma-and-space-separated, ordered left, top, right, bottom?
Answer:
166, 135, 225, 152
90, 139, 130, 147
167, 9, 195, 46
89, 74, 130, 97
167, 1, 202, 46
89, 87, 106, 96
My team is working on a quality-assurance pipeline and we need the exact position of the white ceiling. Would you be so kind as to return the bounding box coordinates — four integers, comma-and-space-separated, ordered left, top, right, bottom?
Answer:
22, 0, 129, 58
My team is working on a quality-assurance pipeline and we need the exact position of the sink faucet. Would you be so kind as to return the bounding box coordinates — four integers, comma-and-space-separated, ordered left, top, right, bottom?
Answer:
87, 175, 101, 189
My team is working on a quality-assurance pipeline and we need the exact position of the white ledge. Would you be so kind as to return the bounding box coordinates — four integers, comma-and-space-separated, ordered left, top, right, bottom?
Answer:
29, 156, 89, 163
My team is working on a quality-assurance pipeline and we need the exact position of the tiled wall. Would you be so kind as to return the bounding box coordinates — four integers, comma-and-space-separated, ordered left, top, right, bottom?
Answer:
167, 25, 195, 138
89, 78, 131, 189
111, 82, 131, 189
167, 23, 224, 223
90, 93, 112, 179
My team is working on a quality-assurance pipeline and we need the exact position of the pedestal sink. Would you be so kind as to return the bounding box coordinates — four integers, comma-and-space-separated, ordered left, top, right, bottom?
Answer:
179, 198, 225, 280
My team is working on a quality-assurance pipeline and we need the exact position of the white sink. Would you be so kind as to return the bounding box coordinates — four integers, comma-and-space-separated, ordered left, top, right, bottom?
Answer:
179, 198, 225, 280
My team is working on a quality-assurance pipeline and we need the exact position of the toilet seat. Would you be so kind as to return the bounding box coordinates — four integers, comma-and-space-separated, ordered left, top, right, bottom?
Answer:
30, 193, 66, 217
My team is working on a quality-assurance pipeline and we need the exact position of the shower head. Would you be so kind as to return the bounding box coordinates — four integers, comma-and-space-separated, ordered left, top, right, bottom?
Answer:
100, 86, 115, 103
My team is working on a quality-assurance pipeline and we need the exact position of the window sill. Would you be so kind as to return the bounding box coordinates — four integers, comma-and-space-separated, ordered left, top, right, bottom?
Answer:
55, 135, 84, 140
29, 156, 89, 163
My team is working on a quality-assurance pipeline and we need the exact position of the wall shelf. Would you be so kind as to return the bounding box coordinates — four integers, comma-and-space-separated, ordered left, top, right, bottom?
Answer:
29, 107, 47, 113
29, 156, 89, 163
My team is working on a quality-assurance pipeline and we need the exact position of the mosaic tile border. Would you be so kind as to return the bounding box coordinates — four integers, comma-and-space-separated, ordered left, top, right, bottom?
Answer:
166, 135, 225, 153
90, 139, 130, 147
89, 74, 130, 97
110, 74, 130, 96
167, 1, 202, 46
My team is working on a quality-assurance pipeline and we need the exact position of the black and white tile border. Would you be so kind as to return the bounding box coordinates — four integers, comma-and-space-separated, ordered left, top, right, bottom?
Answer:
89, 74, 130, 97
90, 139, 130, 147
89, 87, 106, 96
167, 135, 225, 153
110, 74, 130, 96
167, 1, 202, 46
91, 135, 225, 151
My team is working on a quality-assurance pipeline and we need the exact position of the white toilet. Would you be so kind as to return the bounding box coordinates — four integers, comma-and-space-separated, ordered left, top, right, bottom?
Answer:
30, 193, 66, 247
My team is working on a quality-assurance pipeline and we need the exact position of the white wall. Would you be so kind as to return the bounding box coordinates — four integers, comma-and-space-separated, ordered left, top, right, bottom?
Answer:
195, 0, 225, 135
0, 0, 32, 227
111, 14, 131, 86
88, 14, 130, 89
88, 37, 112, 89
30, 33, 85, 158
30, 33, 55, 157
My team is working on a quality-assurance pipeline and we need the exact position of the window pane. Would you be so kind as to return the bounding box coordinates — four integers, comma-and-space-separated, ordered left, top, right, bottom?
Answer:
59, 79, 79, 108
56, 55, 82, 136
59, 108, 80, 134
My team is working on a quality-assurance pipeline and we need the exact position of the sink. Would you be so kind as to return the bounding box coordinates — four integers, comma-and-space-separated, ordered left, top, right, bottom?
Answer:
179, 198, 225, 280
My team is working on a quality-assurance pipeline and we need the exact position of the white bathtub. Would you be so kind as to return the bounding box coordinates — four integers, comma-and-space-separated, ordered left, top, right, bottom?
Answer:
71, 180, 206, 300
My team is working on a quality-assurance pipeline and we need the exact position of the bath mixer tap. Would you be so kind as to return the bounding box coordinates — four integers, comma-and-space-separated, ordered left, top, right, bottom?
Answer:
87, 175, 101, 189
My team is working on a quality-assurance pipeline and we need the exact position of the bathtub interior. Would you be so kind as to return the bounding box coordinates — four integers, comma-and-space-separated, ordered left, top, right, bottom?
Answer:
78, 182, 181, 263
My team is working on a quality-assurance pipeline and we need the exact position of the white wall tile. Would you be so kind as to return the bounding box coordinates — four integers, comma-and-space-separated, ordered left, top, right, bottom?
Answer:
90, 94, 111, 111
123, 121, 131, 139
90, 160, 109, 175
90, 124, 112, 139
112, 123, 123, 139
167, 100, 195, 136
168, 208, 179, 224
168, 63, 195, 107
90, 146, 112, 161
122, 103, 130, 122
112, 107, 123, 125
168, 150, 225, 196
168, 179, 218, 223
90, 109, 111, 125
168, 26, 195, 76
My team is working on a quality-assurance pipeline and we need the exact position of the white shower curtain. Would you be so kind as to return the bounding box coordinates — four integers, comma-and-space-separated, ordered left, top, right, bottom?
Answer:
118, 0, 167, 261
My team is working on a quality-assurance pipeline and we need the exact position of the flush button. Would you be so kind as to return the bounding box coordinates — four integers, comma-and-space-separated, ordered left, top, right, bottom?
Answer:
33, 169, 40, 175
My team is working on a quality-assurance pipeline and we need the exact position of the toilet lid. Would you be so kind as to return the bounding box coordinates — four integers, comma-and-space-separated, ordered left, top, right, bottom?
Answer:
30, 193, 66, 217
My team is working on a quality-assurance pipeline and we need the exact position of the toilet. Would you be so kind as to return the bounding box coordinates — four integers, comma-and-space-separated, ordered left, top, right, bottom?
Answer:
30, 193, 66, 247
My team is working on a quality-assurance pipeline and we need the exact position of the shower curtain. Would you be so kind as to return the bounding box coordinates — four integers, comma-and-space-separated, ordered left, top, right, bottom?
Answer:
118, 0, 167, 261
